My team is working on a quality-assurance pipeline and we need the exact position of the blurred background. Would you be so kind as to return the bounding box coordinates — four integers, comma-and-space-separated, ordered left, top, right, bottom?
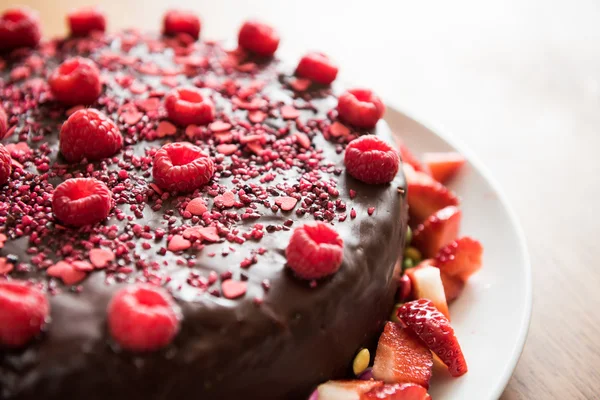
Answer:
1, 0, 599, 398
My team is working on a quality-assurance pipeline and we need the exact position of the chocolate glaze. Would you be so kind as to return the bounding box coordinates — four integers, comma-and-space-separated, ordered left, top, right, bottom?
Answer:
0, 32, 407, 400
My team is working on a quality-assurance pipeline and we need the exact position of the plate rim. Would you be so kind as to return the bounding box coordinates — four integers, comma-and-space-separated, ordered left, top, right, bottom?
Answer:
383, 102, 533, 399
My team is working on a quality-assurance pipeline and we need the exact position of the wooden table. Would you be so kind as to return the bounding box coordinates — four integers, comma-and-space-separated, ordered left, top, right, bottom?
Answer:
2, 0, 599, 398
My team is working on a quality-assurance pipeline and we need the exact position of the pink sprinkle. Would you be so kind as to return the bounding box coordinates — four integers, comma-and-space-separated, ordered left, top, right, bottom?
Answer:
248, 110, 266, 123
183, 226, 220, 242
275, 196, 298, 211
72, 260, 94, 272
350, 208, 357, 219
330, 121, 351, 137
368, 207, 375, 216
137, 97, 161, 112
185, 124, 200, 139
89, 248, 115, 269
281, 105, 300, 120
129, 81, 147, 94
294, 132, 311, 149
185, 197, 207, 216
216, 144, 238, 155
289, 78, 311, 92
47, 261, 87, 285
0, 258, 13, 275
349, 189, 357, 199
215, 191, 235, 208
121, 110, 143, 125
168, 235, 191, 252
161, 76, 179, 88
246, 142, 264, 155
209, 121, 232, 132
222, 279, 247, 299
156, 121, 177, 137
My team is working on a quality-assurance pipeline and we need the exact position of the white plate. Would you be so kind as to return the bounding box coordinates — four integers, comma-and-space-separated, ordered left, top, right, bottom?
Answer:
384, 106, 532, 400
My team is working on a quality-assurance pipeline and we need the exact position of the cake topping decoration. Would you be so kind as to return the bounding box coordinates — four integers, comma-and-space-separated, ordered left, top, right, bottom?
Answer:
0, 281, 49, 348
0, 7, 41, 52
165, 86, 215, 126
107, 284, 181, 352
238, 20, 280, 57
337, 88, 385, 129
344, 135, 400, 184
0, 106, 7, 138
0, 144, 12, 185
162, 10, 201, 41
295, 52, 339, 85
285, 222, 344, 280
152, 142, 215, 192
49, 57, 102, 105
52, 178, 112, 227
88, 248, 115, 268
47, 260, 87, 285
67, 6, 106, 37
221, 279, 247, 299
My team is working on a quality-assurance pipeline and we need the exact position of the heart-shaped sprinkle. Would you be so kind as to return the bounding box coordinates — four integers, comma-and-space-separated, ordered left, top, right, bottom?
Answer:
89, 248, 115, 269
72, 260, 94, 272
329, 121, 350, 137
185, 197, 208, 216
168, 235, 191, 252
183, 226, 220, 242
275, 196, 298, 211
216, 144, 238, 155
281, 105, 300, 120
47, 261, 87, 285
294, 132, 311, 149
248, 110, 266, 123
222, 279, 247, 299
214, 191, 235, 208
290, 78, 311, 92
122, 110, 143, 125
156, 121, 177, 137
209, 121, 232, 132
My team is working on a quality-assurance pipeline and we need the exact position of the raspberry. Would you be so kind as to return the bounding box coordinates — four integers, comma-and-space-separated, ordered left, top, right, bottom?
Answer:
337, 88, 385, 129
107, 284, 181, 352
165, 87, 215, 126
67, 6, 106, 37
344, 135, 400, 184
0, 105, 7, 138
238, 20, 280, 57
52, 178, 112, 227
49, 57, 102, 106
0, 7, 41, 52
0, 281, 50, 348
59, 108, 123, 162
285, 222, 344, 280
0, 144, 11, 185
152, 142, 215, 193
295, 52, 338, 85
163, 10, 201, 40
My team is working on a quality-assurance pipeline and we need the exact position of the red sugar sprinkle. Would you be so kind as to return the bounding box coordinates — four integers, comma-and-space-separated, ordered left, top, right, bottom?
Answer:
168, 234, 191, 252
221, 279, 247, 299
368, 207, 375, 215
349, 189, 357, 199
89, 248, 115, 268
294, 132, 311, 149
350, 208, 357, 219
289, 78, 311, 92
275, 196, 298, 211
329, 121, 351, 137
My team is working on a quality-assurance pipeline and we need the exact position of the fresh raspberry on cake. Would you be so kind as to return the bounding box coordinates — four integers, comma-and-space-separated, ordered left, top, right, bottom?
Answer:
398, 299, 468, 377
434, 236, 483, 281
337, 89, 385, 129
0, 281, 50, 348
165, 87, 215, 126
52, 178, 112, 227
0, 7, 41, 52
49, 57, 102, 106
285, 222, 344, 279
238, 20, 280, 57
422, 152, 466, 184
67, 6, 106, 36
363, 383, 431, 400
372, 321, 433, 388
163, 10, 201, 40
412, 205, 462, 258
295, 52, 339, 85
59, 108, 123, 162
0, 106, 8, 138
344, 135, 400, 184
152, 142, 215, 193
0, 144, 12, 185
107, 284, 181, 352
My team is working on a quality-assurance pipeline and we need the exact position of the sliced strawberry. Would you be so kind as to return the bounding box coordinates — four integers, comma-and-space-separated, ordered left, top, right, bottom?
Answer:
440, 272, 465, 303
435, 236, 483, 281
362, 383, 431, 400
372, 322, 433, 388
405, 263, 449, 318
397, 140, 429, 174
412, 206, 461, 258
318, 380, 383, 400
398, 299, 468, 377
423, 152, 465, 183
407, 179, 459, 224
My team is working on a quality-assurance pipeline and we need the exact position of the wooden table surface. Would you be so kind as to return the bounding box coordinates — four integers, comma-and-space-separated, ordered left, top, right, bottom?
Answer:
2, 0, 599, 398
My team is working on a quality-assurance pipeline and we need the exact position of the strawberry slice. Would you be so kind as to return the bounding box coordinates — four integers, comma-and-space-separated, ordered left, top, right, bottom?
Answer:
412, 206, 461, 258
423, 152, 465, 183
397, 140, 429, 174
405, 262, 450, 318
362, 383, 431, 400
435, 237, 483, 281
406, 177, 459, 224
398, 299, 468, 377
440, 271, 465, 303
372, 322, 433, 388
318, 380, 383, 400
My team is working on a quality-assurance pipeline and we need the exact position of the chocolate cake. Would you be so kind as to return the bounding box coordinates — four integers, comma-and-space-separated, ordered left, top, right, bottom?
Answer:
0, 9, 407, 400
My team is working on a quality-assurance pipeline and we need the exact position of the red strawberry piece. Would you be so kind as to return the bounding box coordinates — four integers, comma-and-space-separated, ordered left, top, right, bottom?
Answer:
152, 142, 214, 193
412, 206, 462, 258
185, 197, 207, 216
362, 383, 431, 400
373, 322, 433, 388
165, 87, 215, 126
337, 88, 385, 129
0, 106, 7, 139
296, 52, 339, 85
345, 135, 400, 184
52, 178, 112, 227
89, 248, 115, 269
107, 284, 181, 352
435, 236, 483, 281
221, 279, 247, 299
405, 262, 449, 318
0, 281, 49, 348
285, 222, 344, 280
398, 299, 468, 377
318, 380, 383, 400
168, 235, 191, 252
67, 6, 106, 37
397, 140, 429, 174
423, 152, 466, 184
406, 175, 459, 224
275, 196, 298, 211
163, 10, 201, 40
0, 144, 12, 185
440, 271, 464, 303
238, 20, 280, 57
49, 57, 102, 106
59, 108, 123, 162
0, 7, 41, 52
